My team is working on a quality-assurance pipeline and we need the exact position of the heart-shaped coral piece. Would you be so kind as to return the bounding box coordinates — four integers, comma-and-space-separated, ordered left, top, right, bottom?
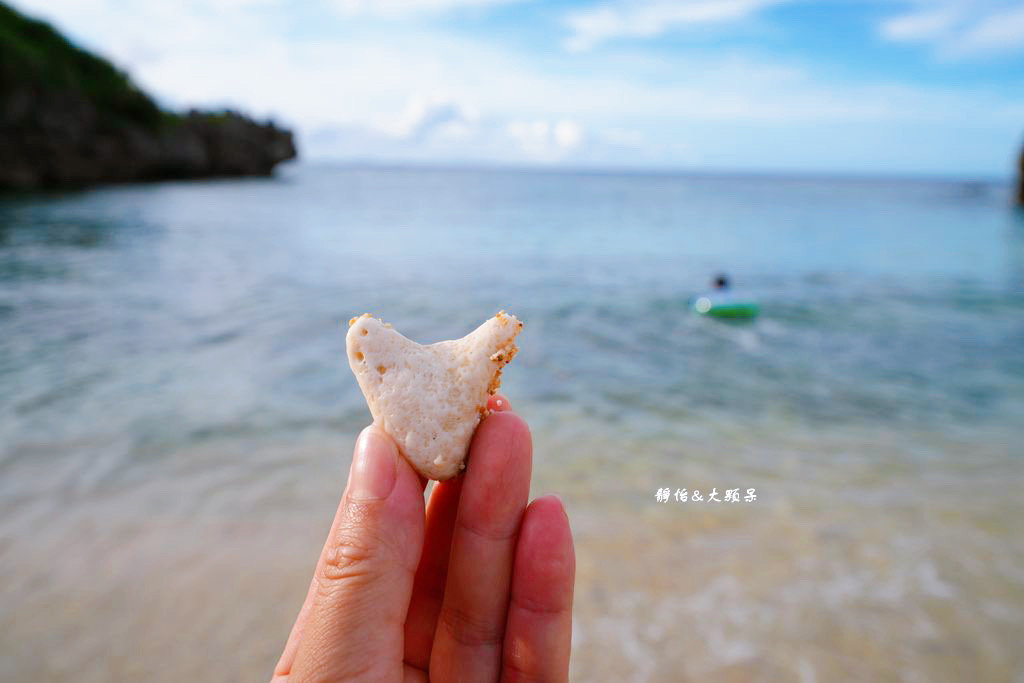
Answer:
346, 311, 522, 480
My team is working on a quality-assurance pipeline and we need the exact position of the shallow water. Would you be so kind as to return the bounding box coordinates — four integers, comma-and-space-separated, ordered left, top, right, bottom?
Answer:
1, 165, 1023, 681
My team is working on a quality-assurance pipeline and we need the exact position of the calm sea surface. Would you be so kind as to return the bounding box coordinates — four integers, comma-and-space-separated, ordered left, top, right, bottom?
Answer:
1, 165, 1023, 681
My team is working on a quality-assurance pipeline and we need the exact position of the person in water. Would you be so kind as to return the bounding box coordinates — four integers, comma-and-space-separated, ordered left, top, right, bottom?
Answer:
694, 273, 759, 317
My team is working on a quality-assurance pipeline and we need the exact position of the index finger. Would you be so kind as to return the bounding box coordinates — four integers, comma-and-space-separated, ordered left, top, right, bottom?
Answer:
428, 409, 533, 682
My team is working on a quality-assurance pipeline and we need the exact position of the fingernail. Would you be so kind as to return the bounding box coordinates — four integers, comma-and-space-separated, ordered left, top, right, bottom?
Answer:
349, 426, 397, 501
545, 494, 571, 528
544, 492, 568, 514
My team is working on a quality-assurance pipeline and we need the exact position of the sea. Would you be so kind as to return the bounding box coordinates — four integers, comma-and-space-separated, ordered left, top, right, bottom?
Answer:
1, 164, 1022, 682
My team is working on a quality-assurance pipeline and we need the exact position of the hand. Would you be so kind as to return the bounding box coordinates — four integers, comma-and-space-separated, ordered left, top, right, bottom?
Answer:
273, 395, 575, 682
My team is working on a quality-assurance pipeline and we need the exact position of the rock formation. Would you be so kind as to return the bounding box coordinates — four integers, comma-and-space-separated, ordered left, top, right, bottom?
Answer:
1017, 145, 1023, 206
0, 2, 296, 191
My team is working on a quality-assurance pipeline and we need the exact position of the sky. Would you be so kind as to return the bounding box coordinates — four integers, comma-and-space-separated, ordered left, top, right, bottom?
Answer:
12, 0, 1024, 178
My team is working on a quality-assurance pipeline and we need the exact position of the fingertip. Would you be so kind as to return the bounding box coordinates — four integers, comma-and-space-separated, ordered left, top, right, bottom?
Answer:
488, 394, 511, 412
521, 495, 574, 561
347, 424, 425, 529
526, 494, 560, 520
515, 496, 575, 602
365, 423, 423, 485
465, 410, 532, 498
476, 409, 531, 449
348, 425, 398, 501
538, 492, 566, 514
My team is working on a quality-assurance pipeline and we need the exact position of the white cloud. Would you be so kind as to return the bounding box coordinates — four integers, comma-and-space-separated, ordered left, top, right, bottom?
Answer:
330, 0, 521, 17
881, 8, 957, 42
382, 98, 479, 140
10, 0, 275, 72
563, 0, 784, 52
554, 120, 584, 149
506, 120, 550, 152
505, 119, 584, 160
879, 1, 1024, 58
600, 127, 646, 147
8, 0, 1024, 175
955, 4, 1024, 56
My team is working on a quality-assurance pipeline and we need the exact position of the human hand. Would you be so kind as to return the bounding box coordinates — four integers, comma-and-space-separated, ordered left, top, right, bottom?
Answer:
273, 395, 575, 682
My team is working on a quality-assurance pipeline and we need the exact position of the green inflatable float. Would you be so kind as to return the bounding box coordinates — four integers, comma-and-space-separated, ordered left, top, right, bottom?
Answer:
690, 294, 760, 319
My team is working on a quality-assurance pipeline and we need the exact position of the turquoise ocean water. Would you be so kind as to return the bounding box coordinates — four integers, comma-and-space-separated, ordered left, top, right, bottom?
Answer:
1, 165, 1022, 681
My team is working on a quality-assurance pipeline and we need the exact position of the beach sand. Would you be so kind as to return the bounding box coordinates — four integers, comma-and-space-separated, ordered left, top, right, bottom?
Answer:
2, 421, 1022, 682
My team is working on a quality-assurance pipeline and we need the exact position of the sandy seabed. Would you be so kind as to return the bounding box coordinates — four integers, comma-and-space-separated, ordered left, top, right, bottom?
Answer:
2, 421, 1023, 683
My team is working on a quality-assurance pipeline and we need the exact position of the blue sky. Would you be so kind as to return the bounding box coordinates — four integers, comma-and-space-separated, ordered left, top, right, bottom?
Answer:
14, 0, 1024, 178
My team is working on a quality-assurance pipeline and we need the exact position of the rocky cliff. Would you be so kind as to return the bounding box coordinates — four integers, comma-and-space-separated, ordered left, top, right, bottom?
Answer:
0, 2, 295, 191
1017, 146, 1023, 206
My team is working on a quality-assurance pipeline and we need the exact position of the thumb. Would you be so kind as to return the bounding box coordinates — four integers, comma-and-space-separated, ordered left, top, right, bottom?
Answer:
289, 425, 425, 682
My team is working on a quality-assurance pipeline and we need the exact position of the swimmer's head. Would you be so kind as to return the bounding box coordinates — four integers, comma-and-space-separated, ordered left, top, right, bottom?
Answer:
713, 273, 730, 289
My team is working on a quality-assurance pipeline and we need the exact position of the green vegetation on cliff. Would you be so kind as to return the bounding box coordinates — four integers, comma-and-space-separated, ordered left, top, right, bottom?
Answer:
0, 1, 295, 190
0, 2, 162, 129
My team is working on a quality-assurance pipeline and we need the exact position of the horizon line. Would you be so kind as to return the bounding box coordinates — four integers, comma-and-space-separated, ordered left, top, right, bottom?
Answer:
291, 158, 1014, 186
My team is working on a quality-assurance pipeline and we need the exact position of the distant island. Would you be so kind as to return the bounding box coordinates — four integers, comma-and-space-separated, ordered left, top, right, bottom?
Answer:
0, 2, 296, 192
